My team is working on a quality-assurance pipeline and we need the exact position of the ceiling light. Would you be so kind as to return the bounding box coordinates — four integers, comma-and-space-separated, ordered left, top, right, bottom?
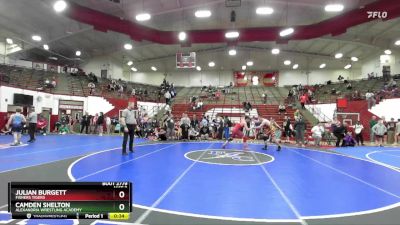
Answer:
225, 31, 239, 39
351, 57, 358, 62
131, 67, 137, 72
151, 66, 157, 71
75, 50, 81, 56
127, 61, 133, 66
228, 49, 237, 56
124, 43, 132, 50
293, 64, 299, 69
242, 65, 246, 70
279, 28, 294, 37
32, 35, 42, 42
384, 49, 392, 55
195, 10, 211, 18
344, 64, 352, 69
256, 7, 274, 15
196, 66, 201, 71
135, 13, 151, 21
6, 38, 13, 44
208, 61, 215, 67
246, 61, 254, 66
319, 63, 326, 69
178, 32, 187, 41
271, 48, 280, 55
395, 40, 400, 46
335, 53, 343, 59
325, 4, 344, 12
284, 60, 291, 65
43, 44, 49, 50
53, 0, 67, 13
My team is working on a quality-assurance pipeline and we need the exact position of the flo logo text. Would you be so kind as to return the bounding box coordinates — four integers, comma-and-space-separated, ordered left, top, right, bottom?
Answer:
367, 11, 387, 19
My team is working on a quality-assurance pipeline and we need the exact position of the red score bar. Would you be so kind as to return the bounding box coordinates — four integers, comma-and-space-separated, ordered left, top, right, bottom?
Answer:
14, 189, 130, 201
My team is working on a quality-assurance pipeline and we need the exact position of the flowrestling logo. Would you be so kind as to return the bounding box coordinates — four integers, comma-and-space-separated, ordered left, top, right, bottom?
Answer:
367, 11, 387, 19
185, 149, 273, 165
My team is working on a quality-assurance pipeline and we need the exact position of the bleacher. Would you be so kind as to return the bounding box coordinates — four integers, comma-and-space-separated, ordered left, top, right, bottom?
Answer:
0, 64, 166, 101
311, 78, 387, 103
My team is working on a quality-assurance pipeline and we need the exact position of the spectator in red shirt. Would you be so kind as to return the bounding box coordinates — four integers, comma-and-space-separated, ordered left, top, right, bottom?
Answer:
300, 94, 307, 109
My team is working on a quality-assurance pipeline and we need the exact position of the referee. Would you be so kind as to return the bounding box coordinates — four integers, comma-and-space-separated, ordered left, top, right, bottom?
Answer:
120, 102, 138, 155
27, 106, 37, 143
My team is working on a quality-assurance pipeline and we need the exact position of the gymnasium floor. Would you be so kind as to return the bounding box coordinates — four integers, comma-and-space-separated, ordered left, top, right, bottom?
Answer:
1, 134, 400, 225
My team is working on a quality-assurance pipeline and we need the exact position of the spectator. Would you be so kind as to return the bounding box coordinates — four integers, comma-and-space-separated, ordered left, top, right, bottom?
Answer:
352, 121, 364, 146
199, 125, 210, 140
105, 116, 111, 135
311, 122, 324, 147
51, 77, 57, 88
80, 112, 90, 134
333, 121, 347, 147
165, 115, 175, 140
395, 119, 400, 145
189, 127, 199, 140
300, 94, 307, 109
366, 90, 375, 109
180, 113, 190, 127
88, 82, 95, 95
283, 116, 293, 143
294, 116, 306, 147
155, 127, 167, 141
262, 92, 268, 104
193, 100, 203, 110
118, 85, 124, 96
387, 118, 396, 144
372, 119, 387, 147
191, 115, 199, 130
97, 112, 104, 136
278, 104, 286, 114
294, 109, 300, 120
223, 116, 232, 141
164, 91, 171, 105
343, 132, 356, 147
346, 83, 352, 90
369, 116, 377, 143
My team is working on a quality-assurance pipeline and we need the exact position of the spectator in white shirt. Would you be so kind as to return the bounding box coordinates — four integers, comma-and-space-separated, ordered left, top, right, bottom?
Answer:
352, 121, 364, 146
311, 122, 324, 147
365, 90, 375, 109
105, 116, 112, 135
164, 91, 171, 105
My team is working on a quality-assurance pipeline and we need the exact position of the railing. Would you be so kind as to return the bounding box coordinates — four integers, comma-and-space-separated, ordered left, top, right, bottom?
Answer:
305, 104, 333, 122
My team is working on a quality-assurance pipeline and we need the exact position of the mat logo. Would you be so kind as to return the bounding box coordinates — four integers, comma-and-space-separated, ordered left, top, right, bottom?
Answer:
367, 11, 387, 19
185, 150, 273, 165
204, 151, 255, 162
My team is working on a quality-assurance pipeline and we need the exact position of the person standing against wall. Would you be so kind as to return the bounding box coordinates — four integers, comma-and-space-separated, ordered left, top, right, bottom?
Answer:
105, 115, 111, 135
97, 112, 104, 136
80, 112, 90, 134
294, 116, 306, 147
120, 102, 138, 155
369, 116, 377, 144
27, 106, 37, 143
353, 121, 364, 146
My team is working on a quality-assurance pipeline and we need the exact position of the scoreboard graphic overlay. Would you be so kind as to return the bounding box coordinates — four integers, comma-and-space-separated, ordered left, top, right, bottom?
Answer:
8, 182, 132, 220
